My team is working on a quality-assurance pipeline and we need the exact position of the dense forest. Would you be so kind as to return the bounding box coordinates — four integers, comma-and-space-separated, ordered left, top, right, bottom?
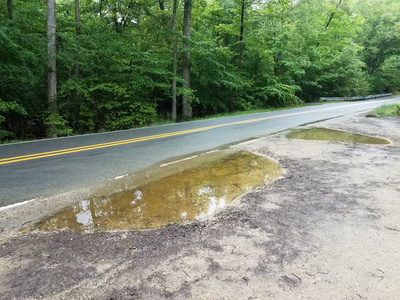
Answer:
1, 0, 399, 141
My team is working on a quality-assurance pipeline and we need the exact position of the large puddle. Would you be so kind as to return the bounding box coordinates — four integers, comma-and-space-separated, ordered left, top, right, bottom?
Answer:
30, 151, 282, 232
286, 128, 389, 145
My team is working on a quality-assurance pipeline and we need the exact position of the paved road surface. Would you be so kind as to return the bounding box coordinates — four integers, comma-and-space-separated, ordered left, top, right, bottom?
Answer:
1, 97, 399, 207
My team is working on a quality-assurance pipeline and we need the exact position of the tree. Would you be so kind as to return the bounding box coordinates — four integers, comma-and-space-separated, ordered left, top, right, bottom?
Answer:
171, 0, 178, 121
7, 0, 12, 20
356, 0, 400, 86
159, 0, 164, 11
74, 0, 80, 77
182, 0, 192, 118
238, 0, 245, 69
46, 0, 57, 137
1, 0, 400, 142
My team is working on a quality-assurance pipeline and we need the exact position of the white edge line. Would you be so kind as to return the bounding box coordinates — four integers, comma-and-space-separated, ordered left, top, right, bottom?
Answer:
0, 198, 39, 212
160, 150, 220, 167
160, 155, 199, 167
201, 150, 219, 155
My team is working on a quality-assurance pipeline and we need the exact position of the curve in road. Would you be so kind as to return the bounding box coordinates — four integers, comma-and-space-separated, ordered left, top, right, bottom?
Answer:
1, 96, 399, 207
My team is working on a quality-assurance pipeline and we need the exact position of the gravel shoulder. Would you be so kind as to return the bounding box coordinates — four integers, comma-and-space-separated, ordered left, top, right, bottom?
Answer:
1, 112, 400, 299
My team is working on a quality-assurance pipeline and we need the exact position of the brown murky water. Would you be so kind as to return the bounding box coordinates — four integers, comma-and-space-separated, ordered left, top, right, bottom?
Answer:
31, 151, 282, 232
286, 128, 389, 144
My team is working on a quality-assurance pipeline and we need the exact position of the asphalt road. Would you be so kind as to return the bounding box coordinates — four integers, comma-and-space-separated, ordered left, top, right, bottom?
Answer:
1, 97, 400, 208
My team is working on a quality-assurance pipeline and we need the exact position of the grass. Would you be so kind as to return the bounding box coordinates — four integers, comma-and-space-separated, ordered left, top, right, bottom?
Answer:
0, 139, 25, 145
149, 118, 176, 127
372, 104, 400, 117
178, 103, 317, 122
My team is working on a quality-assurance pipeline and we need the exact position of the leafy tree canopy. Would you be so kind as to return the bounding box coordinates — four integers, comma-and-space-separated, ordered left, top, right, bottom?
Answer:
0, 0, 399, 141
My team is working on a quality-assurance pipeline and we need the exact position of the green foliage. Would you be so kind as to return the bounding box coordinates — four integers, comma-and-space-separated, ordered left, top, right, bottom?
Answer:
191, 38, 248, 115
317, 44, 369, 97
373, 104, 400, 117
88, 83, 157, 130
1, 0, 399, 141
0, 98, 28, 142
0, 99, 27, 116
254, 81, 300, 108
0, 112, 10, 141
372, 55, 400, 93
0, 1, 47, 140
44, 112, 73, 137
356, 0, 400, 94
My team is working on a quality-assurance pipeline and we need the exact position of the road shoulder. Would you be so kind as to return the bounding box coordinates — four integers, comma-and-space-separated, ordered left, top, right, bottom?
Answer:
1, 112, 400, 299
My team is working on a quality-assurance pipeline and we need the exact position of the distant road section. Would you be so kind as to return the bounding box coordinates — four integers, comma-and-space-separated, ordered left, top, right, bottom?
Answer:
320, 93, 393, 101
1, 96, 400, 207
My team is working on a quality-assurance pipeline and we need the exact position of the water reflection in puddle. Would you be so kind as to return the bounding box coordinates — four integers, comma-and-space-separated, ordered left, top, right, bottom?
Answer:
286, 128, 389, 145
32, 151, 282, 232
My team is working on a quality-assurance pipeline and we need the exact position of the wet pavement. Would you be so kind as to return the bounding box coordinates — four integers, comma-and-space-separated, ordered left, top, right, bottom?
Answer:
28, 151, 282, 232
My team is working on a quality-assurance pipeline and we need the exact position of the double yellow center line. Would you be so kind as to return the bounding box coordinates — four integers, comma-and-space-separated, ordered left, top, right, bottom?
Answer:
0, 98, 397, 166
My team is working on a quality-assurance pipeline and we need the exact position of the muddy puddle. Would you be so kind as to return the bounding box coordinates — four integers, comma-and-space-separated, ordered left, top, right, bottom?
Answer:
286, 128, 389, 144
28, 151, 282, 232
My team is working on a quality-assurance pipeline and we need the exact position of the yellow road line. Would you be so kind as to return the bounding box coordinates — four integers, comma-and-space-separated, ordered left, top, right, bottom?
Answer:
1, 98, 398, 166
0, 128, 210, 163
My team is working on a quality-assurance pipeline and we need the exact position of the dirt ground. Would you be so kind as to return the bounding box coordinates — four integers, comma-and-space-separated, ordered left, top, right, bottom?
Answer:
1, 112, 400, 300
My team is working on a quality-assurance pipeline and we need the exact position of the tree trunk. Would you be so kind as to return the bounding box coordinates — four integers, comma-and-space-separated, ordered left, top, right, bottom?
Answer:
238, 0, 245, 69
113, 3, 119, 33
46, 0, 57, 137
317, 0, 343, 47
159, 0, 165, 10
7, 0, 12, 20
74, 0, 81, 131
171, 0, 178, 121
182, 0, 192, 119
325, 0, 342, 30
74, 0, 81, 77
